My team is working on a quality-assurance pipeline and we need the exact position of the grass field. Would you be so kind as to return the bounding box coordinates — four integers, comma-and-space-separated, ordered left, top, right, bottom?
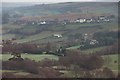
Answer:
66, 45, 110, 53
102, 54, 119, 75
2, 21, 117, 44
82, 46, 110, 53
14, 31, 66, 43
102, 54, 120, 70
0, 54, 58, 62
66, 45, 81, 50
2, 34, 16, 40
31, 36, 67, 44
2, 24, 23, 33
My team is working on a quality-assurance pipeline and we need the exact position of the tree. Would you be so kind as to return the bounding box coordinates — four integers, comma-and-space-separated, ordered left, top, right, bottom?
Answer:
57, 46, 66, 56
102, 67, 115, 78
39, 58, 55, 67
82, 55, 104, 70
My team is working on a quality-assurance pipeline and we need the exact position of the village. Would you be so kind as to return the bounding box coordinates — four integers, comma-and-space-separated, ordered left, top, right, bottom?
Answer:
10, 14, 115, 26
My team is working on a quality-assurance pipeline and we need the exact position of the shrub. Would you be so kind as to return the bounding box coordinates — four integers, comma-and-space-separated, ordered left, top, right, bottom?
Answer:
2, 58, 39, 74
39, 58, 56, 67
82, 55, 104, 70
58, 50, 104, 70
39, 67, 60, 78
102, 67, 115, 78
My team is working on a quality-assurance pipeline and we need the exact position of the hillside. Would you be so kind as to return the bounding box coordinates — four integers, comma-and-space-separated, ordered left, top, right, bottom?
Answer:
2, 2, 118, 44
3, 2, 118, 16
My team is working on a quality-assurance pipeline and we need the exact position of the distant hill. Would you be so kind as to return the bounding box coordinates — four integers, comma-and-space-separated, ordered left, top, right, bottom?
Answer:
3, 2, 118, 16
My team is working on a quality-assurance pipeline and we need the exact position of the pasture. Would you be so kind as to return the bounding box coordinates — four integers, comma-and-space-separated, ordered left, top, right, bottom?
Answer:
0, 54, 58, 62
102, 54, 119, 74
3, 21, 117, 44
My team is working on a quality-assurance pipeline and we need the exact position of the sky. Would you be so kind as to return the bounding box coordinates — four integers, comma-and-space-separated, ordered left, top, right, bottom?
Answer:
1, 0, 120, 3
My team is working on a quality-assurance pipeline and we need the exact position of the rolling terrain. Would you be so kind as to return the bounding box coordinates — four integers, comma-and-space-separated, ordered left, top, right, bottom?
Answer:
3, 2, 118, 16
1, 2, 119, 78
2, 2, 118, 44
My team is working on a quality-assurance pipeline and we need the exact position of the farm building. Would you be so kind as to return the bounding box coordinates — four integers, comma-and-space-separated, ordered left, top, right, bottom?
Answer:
40, 21, 46, 24
86, 19, 93, 23
53, 34, 62, 38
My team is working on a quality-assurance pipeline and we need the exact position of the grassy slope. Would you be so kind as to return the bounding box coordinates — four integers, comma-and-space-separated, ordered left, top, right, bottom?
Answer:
14, 30, 66, 43
2, 24, 23, 33
2, 34, 16, 40
9, 21, 117, 43
14, 31, 53, 43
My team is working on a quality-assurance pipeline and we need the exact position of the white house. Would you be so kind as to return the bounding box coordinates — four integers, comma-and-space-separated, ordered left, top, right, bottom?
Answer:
53, 34, 62, 38
90, 40, 98, 45
40, 21, 46, 24
103, 19, 110, 22
75, 18, 86, 23
84, 33, 88, 41
86, 19, 93, 23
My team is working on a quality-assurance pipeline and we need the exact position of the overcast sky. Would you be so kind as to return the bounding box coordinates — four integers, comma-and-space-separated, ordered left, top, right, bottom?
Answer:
1, 0, 120, 3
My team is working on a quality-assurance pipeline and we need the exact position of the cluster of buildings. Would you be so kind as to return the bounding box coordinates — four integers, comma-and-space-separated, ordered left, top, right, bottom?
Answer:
10, 13, 115, 26
74, 16, 110, 23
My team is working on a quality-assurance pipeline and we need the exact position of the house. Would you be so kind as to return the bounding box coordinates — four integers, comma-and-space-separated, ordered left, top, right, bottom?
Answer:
75, 18, 86, 23
103, 18, 110, 22
99, 16, 106, 20
84, 33, 88, 41
53, 34, 62, 38
86, 19, 93, 23
90, 40, 98, 45
40, 21, 46, 24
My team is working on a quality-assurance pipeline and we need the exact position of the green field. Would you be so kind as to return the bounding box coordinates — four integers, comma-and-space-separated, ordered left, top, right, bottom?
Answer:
2, 34, 16, 40
102, 54, 119, 75
66, 45, 110, 54
13, 30, 66, 43
2, 21, 117, 44
82, 46, 110, 53
66, 45, 81, 50
0, 54, 58, 62
2, 24, 23, 33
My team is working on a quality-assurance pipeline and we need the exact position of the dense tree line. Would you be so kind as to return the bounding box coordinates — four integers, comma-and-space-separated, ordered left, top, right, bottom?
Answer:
93, 31, 118, 46
80, 31, 118, 50
2, 42, 66, 56
2, 43, 45, 54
